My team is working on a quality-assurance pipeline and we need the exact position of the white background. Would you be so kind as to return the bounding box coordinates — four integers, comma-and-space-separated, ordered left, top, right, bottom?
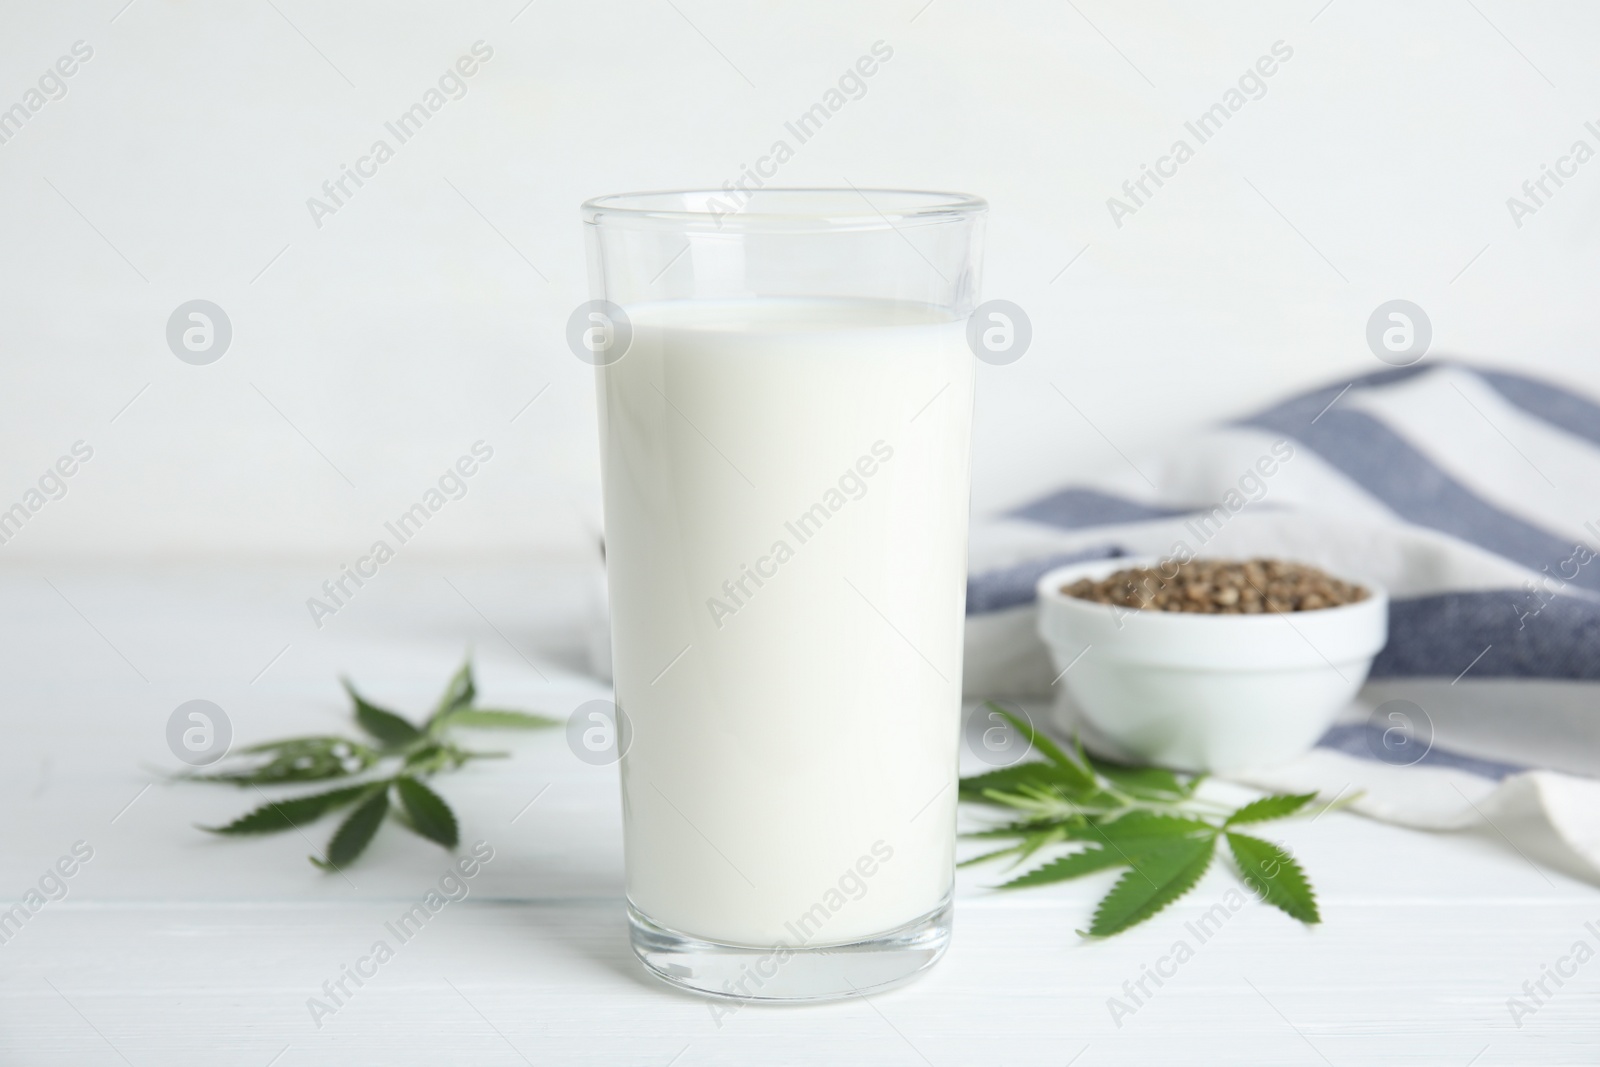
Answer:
2, 0, 1597, 563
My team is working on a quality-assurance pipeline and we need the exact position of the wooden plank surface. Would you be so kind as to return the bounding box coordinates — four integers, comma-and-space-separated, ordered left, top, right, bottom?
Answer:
2, 563, 1596, 1065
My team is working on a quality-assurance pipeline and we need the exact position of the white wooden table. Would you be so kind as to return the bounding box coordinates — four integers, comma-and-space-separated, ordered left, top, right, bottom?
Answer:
2, 561, 1595, 1065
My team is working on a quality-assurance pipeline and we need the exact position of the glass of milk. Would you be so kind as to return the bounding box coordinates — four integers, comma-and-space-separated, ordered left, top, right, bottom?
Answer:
582, 189, 985, 1001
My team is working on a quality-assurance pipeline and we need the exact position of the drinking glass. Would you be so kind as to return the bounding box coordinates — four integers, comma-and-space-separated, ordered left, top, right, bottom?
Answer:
582, 188, 985, 1000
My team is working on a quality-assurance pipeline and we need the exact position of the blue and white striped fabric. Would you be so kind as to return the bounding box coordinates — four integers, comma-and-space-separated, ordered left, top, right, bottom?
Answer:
964, 362, 1600, 878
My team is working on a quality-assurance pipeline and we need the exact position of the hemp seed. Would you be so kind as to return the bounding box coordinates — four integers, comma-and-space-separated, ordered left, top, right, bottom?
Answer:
1064, 558, 1367, 614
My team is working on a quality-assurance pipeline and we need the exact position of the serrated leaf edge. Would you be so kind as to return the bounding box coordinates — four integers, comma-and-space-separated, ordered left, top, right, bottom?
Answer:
1225, 830, 1321, 925
1086, 834, 1217, 937
312, 783, 391, 870
394, 775, 459, 849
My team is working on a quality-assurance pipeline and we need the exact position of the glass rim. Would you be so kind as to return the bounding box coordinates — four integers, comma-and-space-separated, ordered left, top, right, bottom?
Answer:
582, 187, 987, 231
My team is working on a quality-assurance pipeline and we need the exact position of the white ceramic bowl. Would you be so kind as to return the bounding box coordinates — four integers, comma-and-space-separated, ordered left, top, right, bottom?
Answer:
1035, 556, 1388, 773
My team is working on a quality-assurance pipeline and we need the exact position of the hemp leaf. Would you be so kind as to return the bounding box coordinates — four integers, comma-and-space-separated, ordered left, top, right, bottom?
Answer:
427, 661, 476, 724
1225, 792, 1317, 826
993, 846, 1125, 889
1226, 831, 1319, 924
188, 737, 378, 786
1089, 834, 1216, 937
185, 657, 554, 870
960, 703, 1327, 937
316, 785, 391, 870
432, 708, 559, 731
202, 783, 372, 835
394, 775, 459, 848
344, 681, 423, 747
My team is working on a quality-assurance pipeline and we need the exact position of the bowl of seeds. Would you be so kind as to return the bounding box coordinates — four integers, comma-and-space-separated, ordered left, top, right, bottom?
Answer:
1035, 556, 1387, 772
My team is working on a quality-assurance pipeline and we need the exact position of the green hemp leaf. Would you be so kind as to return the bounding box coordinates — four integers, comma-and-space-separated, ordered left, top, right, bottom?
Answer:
185, 658, 554, 869
961, 704, 1327, 937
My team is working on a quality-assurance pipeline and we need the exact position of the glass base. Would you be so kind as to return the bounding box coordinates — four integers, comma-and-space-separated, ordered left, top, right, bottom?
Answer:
628, 897, 952, 1003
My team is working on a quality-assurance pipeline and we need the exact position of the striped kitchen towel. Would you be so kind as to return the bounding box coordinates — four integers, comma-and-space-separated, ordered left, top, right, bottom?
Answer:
965, 361, 1600, 881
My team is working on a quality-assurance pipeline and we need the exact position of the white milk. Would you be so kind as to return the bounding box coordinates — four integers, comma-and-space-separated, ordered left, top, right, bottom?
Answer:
598, 298, 974, 947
